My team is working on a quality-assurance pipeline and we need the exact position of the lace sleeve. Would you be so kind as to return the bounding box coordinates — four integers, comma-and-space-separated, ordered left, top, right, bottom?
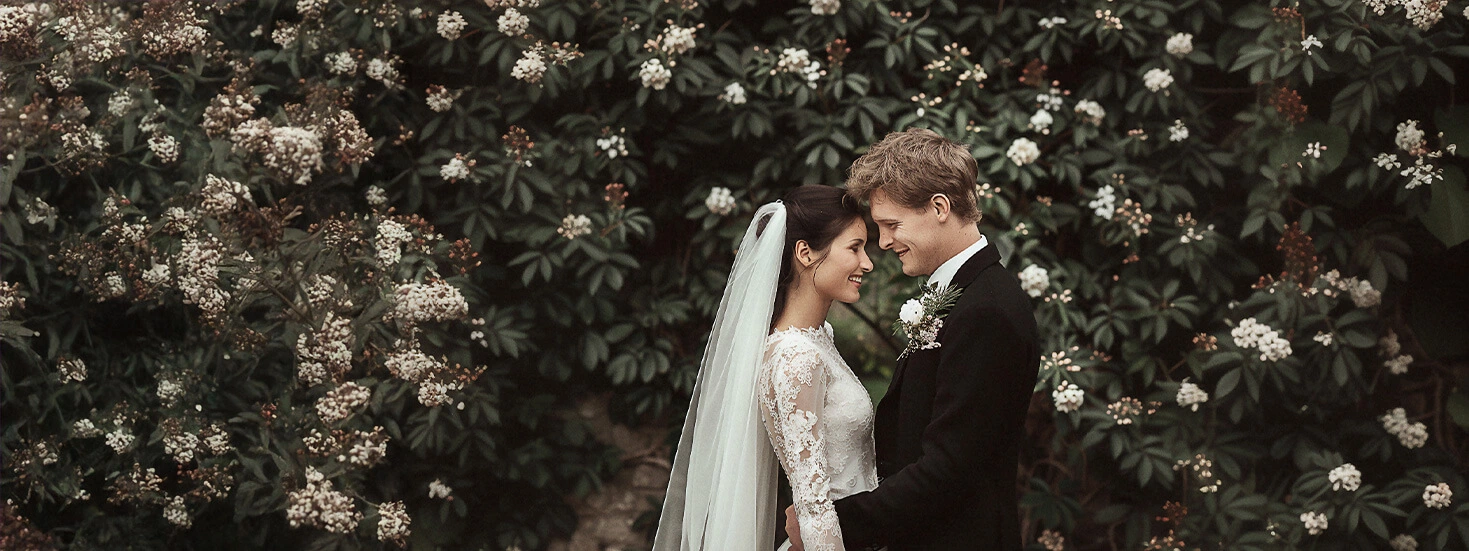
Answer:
760, 338, 843, 551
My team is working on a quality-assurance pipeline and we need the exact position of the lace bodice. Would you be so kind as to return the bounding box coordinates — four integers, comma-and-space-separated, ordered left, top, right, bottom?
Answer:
757, 322, 879, 551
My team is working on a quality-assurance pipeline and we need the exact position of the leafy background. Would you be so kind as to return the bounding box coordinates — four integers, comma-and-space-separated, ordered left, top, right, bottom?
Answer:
2, 0, 1468, 550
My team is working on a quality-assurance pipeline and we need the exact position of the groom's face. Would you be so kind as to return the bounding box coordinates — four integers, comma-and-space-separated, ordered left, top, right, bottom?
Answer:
870, 189, 943, 277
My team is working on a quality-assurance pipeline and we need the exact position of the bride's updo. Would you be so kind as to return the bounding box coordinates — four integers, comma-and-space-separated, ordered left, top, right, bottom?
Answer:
758, 185, 865, 320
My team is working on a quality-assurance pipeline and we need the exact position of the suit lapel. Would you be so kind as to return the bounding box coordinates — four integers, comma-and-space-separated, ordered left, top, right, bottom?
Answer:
887, 244, 1001, 386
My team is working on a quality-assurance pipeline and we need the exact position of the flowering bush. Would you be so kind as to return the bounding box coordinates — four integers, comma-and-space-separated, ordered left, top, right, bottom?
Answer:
2, 1, 1468, 550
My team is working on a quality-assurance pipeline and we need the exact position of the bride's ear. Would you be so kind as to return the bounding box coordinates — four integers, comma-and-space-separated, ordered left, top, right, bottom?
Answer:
793, 240, 816, 268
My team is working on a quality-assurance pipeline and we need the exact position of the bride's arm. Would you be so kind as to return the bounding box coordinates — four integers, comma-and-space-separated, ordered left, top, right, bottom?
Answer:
762, 342, 844, 551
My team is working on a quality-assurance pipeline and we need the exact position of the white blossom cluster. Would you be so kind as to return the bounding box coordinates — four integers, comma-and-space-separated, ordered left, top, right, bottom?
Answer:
375, 219, 413, 267
705, 187, 736, 216
720, 82, 748, 105
24, 196, 56, 225
57, 356, 87, 383
557, 213, 593, 239
383, 346, 468, 406
1035, 87, 1064, 111
657, 25, 698, 55
1384, 119, 1453, 189
498, 8, 529, 36
1300, 511, 1328, 535
202, 422, 231, 455
1390, 534, 1419, 551
317, 382, 372, 424
1328, 463, 1361, 491
1385, 354, 1413, 375
366, 186, 388, 207
1231, 318, 1292, 362
366, 57, 402, 88
202, 89, 259, 136
1312, 331, 1333, 347
325, 51, 357, 75
428, 479, 453, 499
1029, 110, 1053, 133
103, 272, 128, 298
440, 156, 470, 181
73, 419, 102, 438
512, 49, 547, 83
1404, 0, 1446, 29
55, 7, 127, 65
1006, 137, 1040, 166
384, 347, 443, 385
164, 496, 191, 528
0, 281, 23, 320
199, 175, 251, 217
1143, 68, 1173, 92
806, 0, 840, 15
776, 48, 824, 88
0, 4, 46, 44
1037, 17, 1067, 29
61, 128, 108, 159
157, 377, 185, 407
1089, 185, 1116, 220
177, 236, 230, 317
1423, 482, 1452, 509
1018, 265, 1049, 297
343, 428, 387, 466
164, 429, 201, 464
1379, 407, 1428, 449
230, 120, 324, 185
1381, 329, 1401, 356
1052, 381, 1084, 413
376, 501, 412, 545
106, 91, 138, 119
1297, 142, 1324, 160
1169, 120, 1189, 142
287, 467, 362, 534
639, 58, 673, 90
295, 312, 353, 387
1166, 33, 1193, 56
597, 134, 629, 158
1318, 269, 1381, 308
437, 10, 467, 40
1074, 99, 1106, 124
304, 274, 350, 310
272, 24, 299, 48
1176, 379, 1209, 411
426, 86, 460, 112
106, 426, 136, 453
392, 280, 470, 324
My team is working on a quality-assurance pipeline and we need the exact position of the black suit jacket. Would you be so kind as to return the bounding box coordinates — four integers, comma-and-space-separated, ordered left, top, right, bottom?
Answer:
833, 244, 1040, 550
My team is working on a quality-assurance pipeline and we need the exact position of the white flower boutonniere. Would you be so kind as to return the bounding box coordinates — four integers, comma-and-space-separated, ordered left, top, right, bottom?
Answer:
893, 283, 962, 360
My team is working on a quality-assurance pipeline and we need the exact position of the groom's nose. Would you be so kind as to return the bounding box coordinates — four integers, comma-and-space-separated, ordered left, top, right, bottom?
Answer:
877, 229, 893, 250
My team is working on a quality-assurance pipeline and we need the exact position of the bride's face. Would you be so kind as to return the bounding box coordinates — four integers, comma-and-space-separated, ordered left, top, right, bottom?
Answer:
808, 218, 873, 304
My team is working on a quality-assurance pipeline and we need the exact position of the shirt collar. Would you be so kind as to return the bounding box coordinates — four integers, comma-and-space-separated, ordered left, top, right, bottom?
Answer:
927, 235, 988, 289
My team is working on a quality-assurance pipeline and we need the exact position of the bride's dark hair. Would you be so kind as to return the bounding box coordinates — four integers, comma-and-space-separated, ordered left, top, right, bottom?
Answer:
757, 185, 866, 322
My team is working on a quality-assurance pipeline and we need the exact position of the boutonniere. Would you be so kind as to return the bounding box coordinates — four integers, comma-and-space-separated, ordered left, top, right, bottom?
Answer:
892, 283, 962, 360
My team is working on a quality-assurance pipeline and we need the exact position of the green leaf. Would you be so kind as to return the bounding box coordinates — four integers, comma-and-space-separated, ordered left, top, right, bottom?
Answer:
1420, 165, 1469, 248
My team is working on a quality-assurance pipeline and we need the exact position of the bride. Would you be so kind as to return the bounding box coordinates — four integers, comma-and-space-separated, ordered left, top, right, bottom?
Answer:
653, 185, 876, 551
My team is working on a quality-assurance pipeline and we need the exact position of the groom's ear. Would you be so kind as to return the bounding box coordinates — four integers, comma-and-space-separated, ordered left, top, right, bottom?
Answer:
930, 193, 952, 222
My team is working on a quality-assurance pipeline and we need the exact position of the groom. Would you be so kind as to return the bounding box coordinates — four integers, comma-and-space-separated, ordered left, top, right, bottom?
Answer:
786, 128, 1040, 550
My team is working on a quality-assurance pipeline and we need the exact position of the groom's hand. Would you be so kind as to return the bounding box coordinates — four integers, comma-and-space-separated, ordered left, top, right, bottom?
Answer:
784, 504, 803, 551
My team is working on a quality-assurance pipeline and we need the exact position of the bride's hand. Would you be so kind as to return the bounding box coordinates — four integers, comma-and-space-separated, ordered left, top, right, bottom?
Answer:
785, 505, 804, 551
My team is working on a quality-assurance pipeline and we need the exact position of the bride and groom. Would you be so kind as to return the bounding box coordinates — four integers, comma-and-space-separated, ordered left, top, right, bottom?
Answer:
653, 128, 1041, 551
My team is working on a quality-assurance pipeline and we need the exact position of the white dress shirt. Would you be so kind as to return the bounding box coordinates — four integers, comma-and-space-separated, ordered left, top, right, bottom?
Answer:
926, 235, 988, 289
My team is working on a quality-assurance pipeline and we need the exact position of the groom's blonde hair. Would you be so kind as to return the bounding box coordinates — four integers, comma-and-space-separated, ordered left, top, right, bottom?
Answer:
844, 128, 981, 223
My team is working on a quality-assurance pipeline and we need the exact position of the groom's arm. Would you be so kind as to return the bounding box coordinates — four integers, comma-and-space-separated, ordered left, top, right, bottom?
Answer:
833, 297, 1036, 548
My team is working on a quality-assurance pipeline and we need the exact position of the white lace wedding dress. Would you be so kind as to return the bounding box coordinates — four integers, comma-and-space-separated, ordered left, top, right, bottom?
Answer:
758, 322, 879, 551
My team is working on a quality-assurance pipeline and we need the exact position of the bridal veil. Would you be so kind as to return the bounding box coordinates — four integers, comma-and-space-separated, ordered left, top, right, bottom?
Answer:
652, 201, 786, 551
